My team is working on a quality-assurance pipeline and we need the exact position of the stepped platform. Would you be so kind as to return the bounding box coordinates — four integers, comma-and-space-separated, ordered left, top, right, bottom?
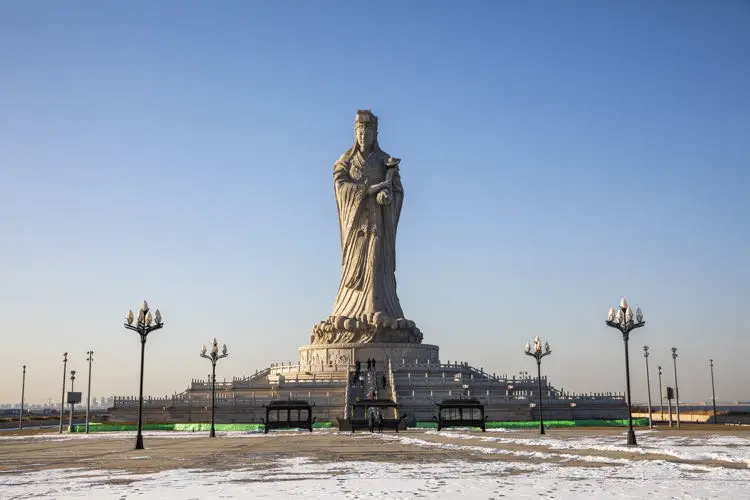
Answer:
389, 360, 628, 423
110, 358, 627, 425
109, 364, 348, 424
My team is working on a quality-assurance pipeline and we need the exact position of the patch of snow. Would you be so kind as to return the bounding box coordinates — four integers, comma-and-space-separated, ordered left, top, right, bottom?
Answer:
2, 430, 748, 498
1, 456, 748, 499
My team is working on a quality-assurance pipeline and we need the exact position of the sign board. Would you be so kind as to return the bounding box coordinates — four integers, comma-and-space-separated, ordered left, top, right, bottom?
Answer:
67, 392, 82, 404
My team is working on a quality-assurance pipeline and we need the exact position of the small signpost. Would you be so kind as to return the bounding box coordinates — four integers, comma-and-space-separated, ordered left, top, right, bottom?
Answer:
665, 387, 674, 428
67, 392, 82, 432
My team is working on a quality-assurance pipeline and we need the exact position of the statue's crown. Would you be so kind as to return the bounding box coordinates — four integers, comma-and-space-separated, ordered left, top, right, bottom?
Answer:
355, 109, 378, 127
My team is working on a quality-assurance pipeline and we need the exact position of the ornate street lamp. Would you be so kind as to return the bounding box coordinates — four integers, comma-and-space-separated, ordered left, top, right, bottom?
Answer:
671, 347, 680, 428
605, 297, 645, 446
59, 352, 68, 433
200, 338, 229, 438
19, 365, 27, 430
524, 336, 552, 435
85, 351, 94, 434
124, 300, 164, 450
643, 346, 653, 429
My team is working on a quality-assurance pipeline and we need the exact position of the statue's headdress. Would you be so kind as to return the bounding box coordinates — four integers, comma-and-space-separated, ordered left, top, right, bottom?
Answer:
355, 109, 378, 129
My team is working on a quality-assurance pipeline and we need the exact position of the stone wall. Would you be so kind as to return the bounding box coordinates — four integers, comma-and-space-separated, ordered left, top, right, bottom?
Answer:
298, 342, 439, 371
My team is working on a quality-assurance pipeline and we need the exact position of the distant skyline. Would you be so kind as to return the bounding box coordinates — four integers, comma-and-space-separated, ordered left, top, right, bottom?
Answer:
1, 1, 748, 406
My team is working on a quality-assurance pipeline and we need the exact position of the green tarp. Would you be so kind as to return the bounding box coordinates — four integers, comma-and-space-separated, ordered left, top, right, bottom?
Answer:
173, 423, 265, 432
71, 422, 333, 433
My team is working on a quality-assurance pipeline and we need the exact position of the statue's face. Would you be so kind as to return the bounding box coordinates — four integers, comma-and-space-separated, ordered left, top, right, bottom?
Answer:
356, 125, 375, 152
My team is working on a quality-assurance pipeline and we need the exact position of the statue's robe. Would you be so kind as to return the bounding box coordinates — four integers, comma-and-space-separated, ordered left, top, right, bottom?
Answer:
331, 146, 404, 322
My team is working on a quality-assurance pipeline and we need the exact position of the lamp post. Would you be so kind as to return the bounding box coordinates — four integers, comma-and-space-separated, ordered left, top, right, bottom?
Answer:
657, 365, 664, 422
124, 300, 164, 450
605, 297, 645, 446
200, 338, 229, 438
19, 365, 27, 430
671, 347, 680, 429
85, 351, 93, 434
59, 352, 68, 433
710, 359, 718, 424
68, 370, 76, 432
643, 346, 653, 429
524, 336, 551, 435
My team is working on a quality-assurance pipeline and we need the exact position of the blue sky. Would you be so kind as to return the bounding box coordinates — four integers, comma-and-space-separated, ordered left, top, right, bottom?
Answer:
1, 1, 748, 406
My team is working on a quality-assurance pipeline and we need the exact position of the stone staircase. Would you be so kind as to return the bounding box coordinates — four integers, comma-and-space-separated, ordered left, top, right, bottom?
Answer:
389, 361, 628, 423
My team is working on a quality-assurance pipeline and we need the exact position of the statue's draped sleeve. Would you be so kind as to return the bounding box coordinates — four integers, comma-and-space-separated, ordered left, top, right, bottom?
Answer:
390, 168, 404, 249
333, 155, 366, 263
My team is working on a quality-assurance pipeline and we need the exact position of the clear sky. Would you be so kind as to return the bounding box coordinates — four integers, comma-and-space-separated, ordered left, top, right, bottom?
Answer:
1, 1, 748, 407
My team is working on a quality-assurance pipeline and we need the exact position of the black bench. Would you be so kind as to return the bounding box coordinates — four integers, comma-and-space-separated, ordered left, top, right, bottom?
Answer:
262, 400, 315, 433
434, 398, 487, 432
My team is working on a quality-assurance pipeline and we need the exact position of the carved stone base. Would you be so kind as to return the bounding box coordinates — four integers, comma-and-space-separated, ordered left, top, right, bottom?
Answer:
311, 316, 422, 345
298, 343, 439, 371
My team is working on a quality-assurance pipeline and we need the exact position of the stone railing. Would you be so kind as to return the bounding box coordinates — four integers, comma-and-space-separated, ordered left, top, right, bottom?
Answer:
266, 372, 347, 388
189, 380, 234, 391
395, 392, 623, 406
394, 371, 548, 392
556, 392, 626, 401
113, 391, 345, 410
233, 367, 271, 383
387, 358, 398, 406
112, 395, 189, 408
392, 360, 546, 386
277, 377, 347, 387
268, 361, 353, 375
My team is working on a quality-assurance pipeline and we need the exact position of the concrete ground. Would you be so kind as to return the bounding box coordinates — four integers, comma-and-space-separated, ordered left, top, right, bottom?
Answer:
1, 426, 747, 476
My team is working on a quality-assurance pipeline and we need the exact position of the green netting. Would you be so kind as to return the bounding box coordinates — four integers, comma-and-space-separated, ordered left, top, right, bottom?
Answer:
71, 421, 334, 433
173, 423, 265, 432
413, 419, 649, 430
71, 423, 175, 432
413, 421, 437, 429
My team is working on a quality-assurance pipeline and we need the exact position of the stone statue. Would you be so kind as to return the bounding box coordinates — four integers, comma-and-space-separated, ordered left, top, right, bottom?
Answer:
311, 110, 422, 345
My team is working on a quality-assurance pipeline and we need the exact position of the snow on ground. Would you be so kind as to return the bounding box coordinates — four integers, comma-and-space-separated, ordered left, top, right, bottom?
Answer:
1, 430, 748, 499
423, 429, 750, 467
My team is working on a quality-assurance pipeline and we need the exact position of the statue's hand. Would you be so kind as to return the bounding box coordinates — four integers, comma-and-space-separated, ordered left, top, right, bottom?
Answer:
376, 188, 392, 206
367, 179, 392, 195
